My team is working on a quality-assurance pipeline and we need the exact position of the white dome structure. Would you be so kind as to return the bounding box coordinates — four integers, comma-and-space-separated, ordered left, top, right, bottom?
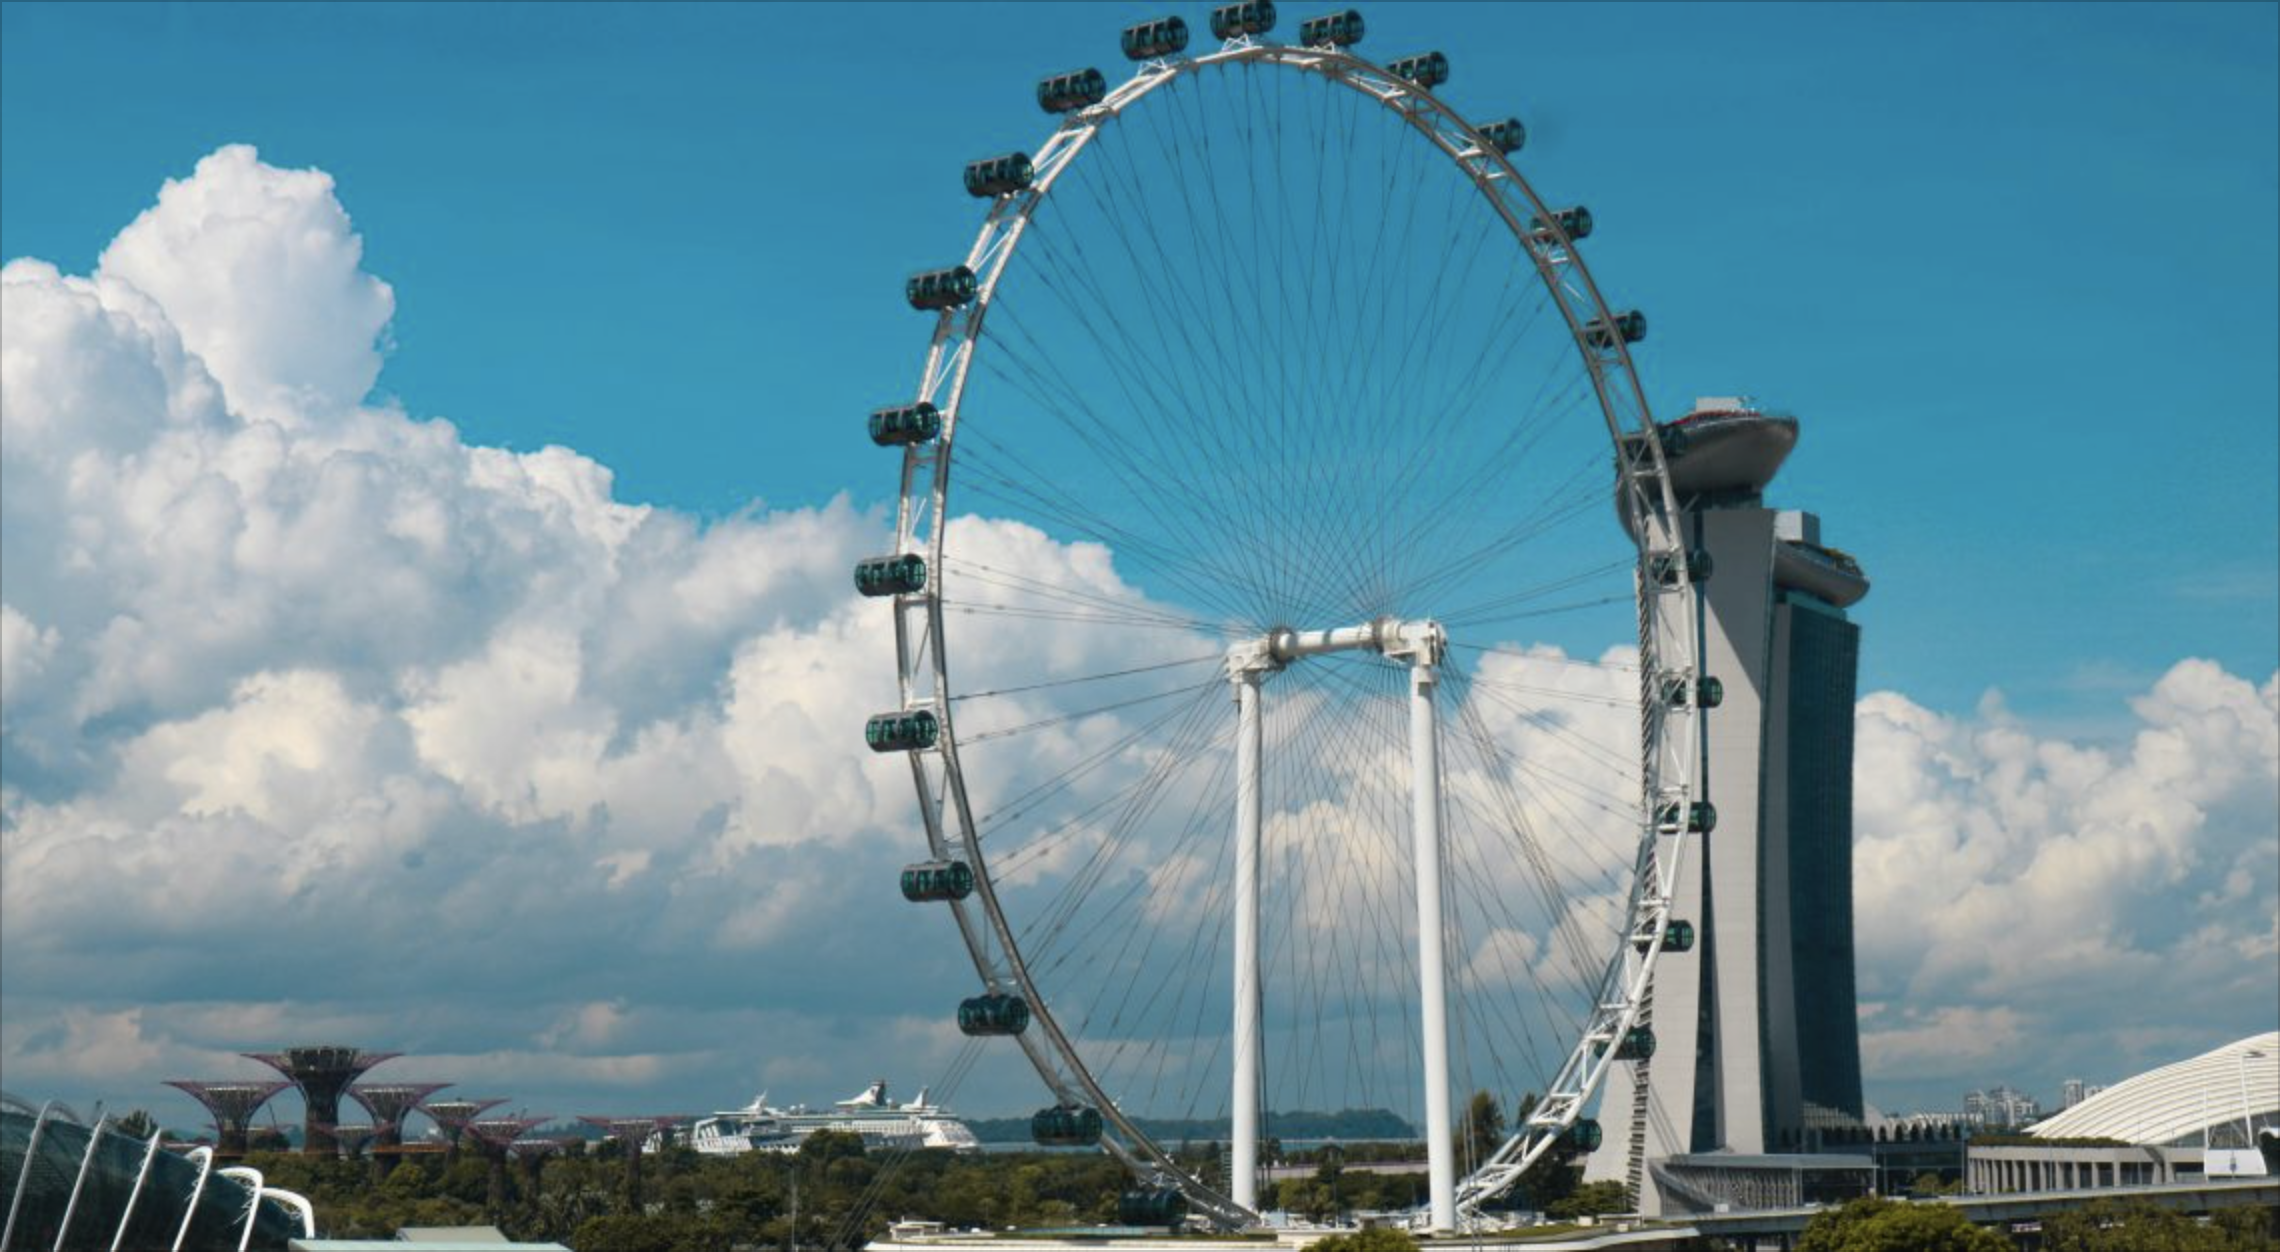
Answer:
2031, 1032, 2279, 1147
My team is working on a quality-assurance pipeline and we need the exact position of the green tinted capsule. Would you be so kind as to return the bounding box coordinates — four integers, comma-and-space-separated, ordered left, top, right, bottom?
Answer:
1299, 9, 1363, 47
1583, 309, 1647, 348
1530, 205, 1592, 242
1559, 1119, 1603, 1155
865, 709, 940, 753
963, 152, 1035, 198
1121, 16, 1190, 60
1477, 117, 1526, 155
906, 266, 978, 312
1030, 1104, 1104, 1146
1387, 51, 1449, 88
901, 860, 974, 902
868, 402, 942, 447
854, 553, 927, 597
957, 993, 1031, 1037
1635, 918, 1697, 953
1118, 1187, 1190, 1227
1209, 0, 1276, 40
1655, 800, 1716, 835
1037, 68, 1108, 114
1649, 547, 1712, 588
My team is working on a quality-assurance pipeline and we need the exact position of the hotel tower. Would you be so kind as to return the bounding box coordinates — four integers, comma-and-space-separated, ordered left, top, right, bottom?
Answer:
1591, 399, 1871, 1210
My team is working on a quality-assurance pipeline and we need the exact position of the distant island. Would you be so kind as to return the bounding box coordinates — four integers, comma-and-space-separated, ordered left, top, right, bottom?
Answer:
967, 1107, 1417, 1144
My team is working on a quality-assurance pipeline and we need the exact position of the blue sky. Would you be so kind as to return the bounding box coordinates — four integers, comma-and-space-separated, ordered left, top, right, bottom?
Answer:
7, 2, 2274, 719
2, 2, 2275, 1147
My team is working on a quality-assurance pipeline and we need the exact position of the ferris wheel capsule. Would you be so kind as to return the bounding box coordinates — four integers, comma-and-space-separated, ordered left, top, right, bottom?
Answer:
1030, 1104, 1105, 1146
1477, 117, 1526, 154
1117, 1188, 1190, 1227
1584, 308, 1647, 348
957, 993, 1031, 1037
865, 709, 939, 753
1208, 0, 1276, 40
1036, 67, 1107, 114
1386, 50, 1449, 88
1636, 919, 1697, 953
963, 152, 1035, 199
854, 553, 927, 597
1121, 16, 1189, 61
906, 266, 978, 311
868, 401, 941, 447
1557, 1119, 1604, 1155
1530, 205, 1593, 242
1299, 9, 1364, 48
901, 859, 975, 902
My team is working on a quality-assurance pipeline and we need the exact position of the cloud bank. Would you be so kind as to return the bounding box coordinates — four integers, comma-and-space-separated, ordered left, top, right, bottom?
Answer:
1, 147, 2271, 1133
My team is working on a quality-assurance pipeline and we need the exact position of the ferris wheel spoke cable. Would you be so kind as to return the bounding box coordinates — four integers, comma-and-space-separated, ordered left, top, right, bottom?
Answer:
957, 677, 1221, 746
1196, 82, 1359, 630
1258, 656, 1395, 1117
1364, 295, 1579, 582
947, 438, 1262, 620
976, 303, 1279, 616
1020, 690, 1235, 971
940, 557, 1228, 634
1395, 477, 1615, 619
1294, 659, 1437, 1109
1445, 667, 1638, 959
1382, 382, 1604, 594
952, 652, 1223, 705
1155, 79, 1324, 617
994, 229, 1280, 598
993, 696, 1230, 898
1331, 656, 1596, 1049
1449, 641, 1639, 674
1261, 666, 1387, 1128
1075, 667, 1364, 1116
1444, 592, 1635, 632
1460, 674, 1648, 791
981, 678, 1229, 847
1049, 139, 1290, 601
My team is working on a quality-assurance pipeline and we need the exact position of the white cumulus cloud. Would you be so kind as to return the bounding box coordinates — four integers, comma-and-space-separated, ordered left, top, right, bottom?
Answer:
1853, 661, 2279, 1105
1, 144, 2271, 1138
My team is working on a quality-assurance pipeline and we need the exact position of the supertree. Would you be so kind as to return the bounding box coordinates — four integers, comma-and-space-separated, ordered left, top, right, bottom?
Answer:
163, 1080, 289, 1157
579, 1116, 683, 1213
464, 1116, 551, 1217
243, 1045, 400, 1155
351, 1081, 451, 1178
420, 1096, 507, 1168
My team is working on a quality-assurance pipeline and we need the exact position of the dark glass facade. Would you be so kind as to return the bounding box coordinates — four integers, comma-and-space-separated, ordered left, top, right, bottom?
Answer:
1776, 595, 1865, 1132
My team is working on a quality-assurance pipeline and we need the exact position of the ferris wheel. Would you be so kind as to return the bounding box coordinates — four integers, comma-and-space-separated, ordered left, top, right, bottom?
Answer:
863, 4, 1707, 1232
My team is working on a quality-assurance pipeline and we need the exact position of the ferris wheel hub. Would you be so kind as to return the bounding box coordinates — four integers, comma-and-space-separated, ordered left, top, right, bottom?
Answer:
1226, 617, 1447, 684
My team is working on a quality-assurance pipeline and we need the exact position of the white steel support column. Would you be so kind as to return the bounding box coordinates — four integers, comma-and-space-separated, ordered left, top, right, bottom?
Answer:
1230, 668, 1266, 1215
1408, 653, 1457, 1232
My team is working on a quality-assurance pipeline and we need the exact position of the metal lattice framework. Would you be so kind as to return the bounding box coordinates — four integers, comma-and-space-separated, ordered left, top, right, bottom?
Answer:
349, 1083, 452, 1151
418, 1097, 506, 1167
879, 11, 1705, 1232
161, 1081, 290, 1157
579, 1116, 680, 1212
243, 1047, 399, 1158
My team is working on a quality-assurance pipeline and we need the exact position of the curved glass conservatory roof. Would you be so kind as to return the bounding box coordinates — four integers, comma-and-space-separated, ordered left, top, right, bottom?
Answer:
2, 1096, 313, 1251
2030, 1033, 2280, 1148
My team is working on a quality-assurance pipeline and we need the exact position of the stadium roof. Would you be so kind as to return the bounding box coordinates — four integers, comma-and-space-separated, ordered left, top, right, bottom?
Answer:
2031, 1032, 2279, 1146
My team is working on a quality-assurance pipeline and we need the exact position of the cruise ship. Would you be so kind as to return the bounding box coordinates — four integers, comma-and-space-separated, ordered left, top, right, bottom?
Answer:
685, 1080, 981, 1155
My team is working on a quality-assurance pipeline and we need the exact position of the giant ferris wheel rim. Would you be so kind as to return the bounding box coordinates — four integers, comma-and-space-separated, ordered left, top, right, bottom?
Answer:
884, 28, 1705, 1230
